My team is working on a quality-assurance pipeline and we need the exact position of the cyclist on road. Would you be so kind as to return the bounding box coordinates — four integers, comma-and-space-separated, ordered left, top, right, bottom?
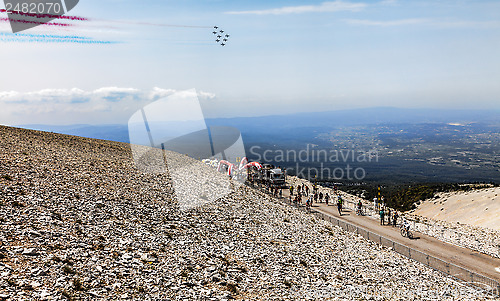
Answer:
400, 217, 412, 238
306, 196, 312, 212
337, 198, 342, 216
402, 218, 410, 232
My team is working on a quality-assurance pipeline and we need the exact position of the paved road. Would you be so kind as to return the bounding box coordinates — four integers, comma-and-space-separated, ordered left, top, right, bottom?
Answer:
280, 188, 500, 283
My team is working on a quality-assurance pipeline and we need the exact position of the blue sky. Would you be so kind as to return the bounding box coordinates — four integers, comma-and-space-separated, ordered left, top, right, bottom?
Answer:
0, 0, 499, 124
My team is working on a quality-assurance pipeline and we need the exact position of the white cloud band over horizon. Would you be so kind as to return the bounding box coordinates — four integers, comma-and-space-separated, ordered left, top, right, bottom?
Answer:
1, 84, 499, 127
0, 87, 216, 126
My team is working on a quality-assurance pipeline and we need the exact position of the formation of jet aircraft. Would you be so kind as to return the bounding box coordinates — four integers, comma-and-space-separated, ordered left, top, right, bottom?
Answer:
213, 26, 229, 46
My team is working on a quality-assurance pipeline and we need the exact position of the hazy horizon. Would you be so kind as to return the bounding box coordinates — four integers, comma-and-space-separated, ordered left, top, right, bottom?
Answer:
6, 106, 500, 128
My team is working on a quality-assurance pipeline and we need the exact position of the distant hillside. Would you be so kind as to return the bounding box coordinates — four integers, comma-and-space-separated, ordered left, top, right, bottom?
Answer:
207, 107, 500, 133
18, 107, 500, 142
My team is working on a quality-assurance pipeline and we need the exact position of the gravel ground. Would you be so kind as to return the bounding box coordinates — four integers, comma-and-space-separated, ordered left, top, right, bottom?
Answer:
0, 126, 496, 300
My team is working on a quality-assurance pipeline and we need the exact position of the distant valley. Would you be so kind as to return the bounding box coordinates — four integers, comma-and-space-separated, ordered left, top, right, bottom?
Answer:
18, 107, 500, 185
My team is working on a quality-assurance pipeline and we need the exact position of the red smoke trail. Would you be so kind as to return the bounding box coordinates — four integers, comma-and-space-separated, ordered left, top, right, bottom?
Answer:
93, 18, 211, 28
129, 21, 210, 28
0, 17, 72, 27
1, 9, 210, 28
0, 9, 87, 21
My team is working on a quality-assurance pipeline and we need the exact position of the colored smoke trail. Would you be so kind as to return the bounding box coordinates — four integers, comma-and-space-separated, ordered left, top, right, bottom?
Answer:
1, 32, 91, 40
130, 21, 210, 28
0, 9, 88, 21
0, 17, 72, 27
93, 18, 211, 29
0, 9, 119, 45
1, 8, 213, 31
0, 32, 118, 44
1, 38, 116, 44
0, 9, 217, 45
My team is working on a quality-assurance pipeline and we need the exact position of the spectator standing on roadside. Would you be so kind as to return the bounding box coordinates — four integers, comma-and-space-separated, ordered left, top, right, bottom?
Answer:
379, 208, 385, 225
357, 200, 363, 215
305, 185, 309, 196
290, 185, 294, 196
393, 211, 398, 227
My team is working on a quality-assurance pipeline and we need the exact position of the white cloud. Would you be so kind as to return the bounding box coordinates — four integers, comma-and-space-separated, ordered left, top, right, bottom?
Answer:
148, 87, 177, 100
197, 91, 216, 100
433, 20, 500, 29
93, 87, 140, 94
225, 1, 366, 15
345, 18, 428, 27
345, 18, 500, 28
0, 87, 216, 125
24, 88, 87, 103
380, 0, 398, 5
0, 91, 20, 99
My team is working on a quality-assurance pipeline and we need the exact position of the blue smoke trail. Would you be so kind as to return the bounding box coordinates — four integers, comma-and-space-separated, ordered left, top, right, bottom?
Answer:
0, 32, 91, 39
0, 32, 119, 44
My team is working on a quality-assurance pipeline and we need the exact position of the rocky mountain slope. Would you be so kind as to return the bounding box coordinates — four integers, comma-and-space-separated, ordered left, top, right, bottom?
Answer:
0, 126, 491, 300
